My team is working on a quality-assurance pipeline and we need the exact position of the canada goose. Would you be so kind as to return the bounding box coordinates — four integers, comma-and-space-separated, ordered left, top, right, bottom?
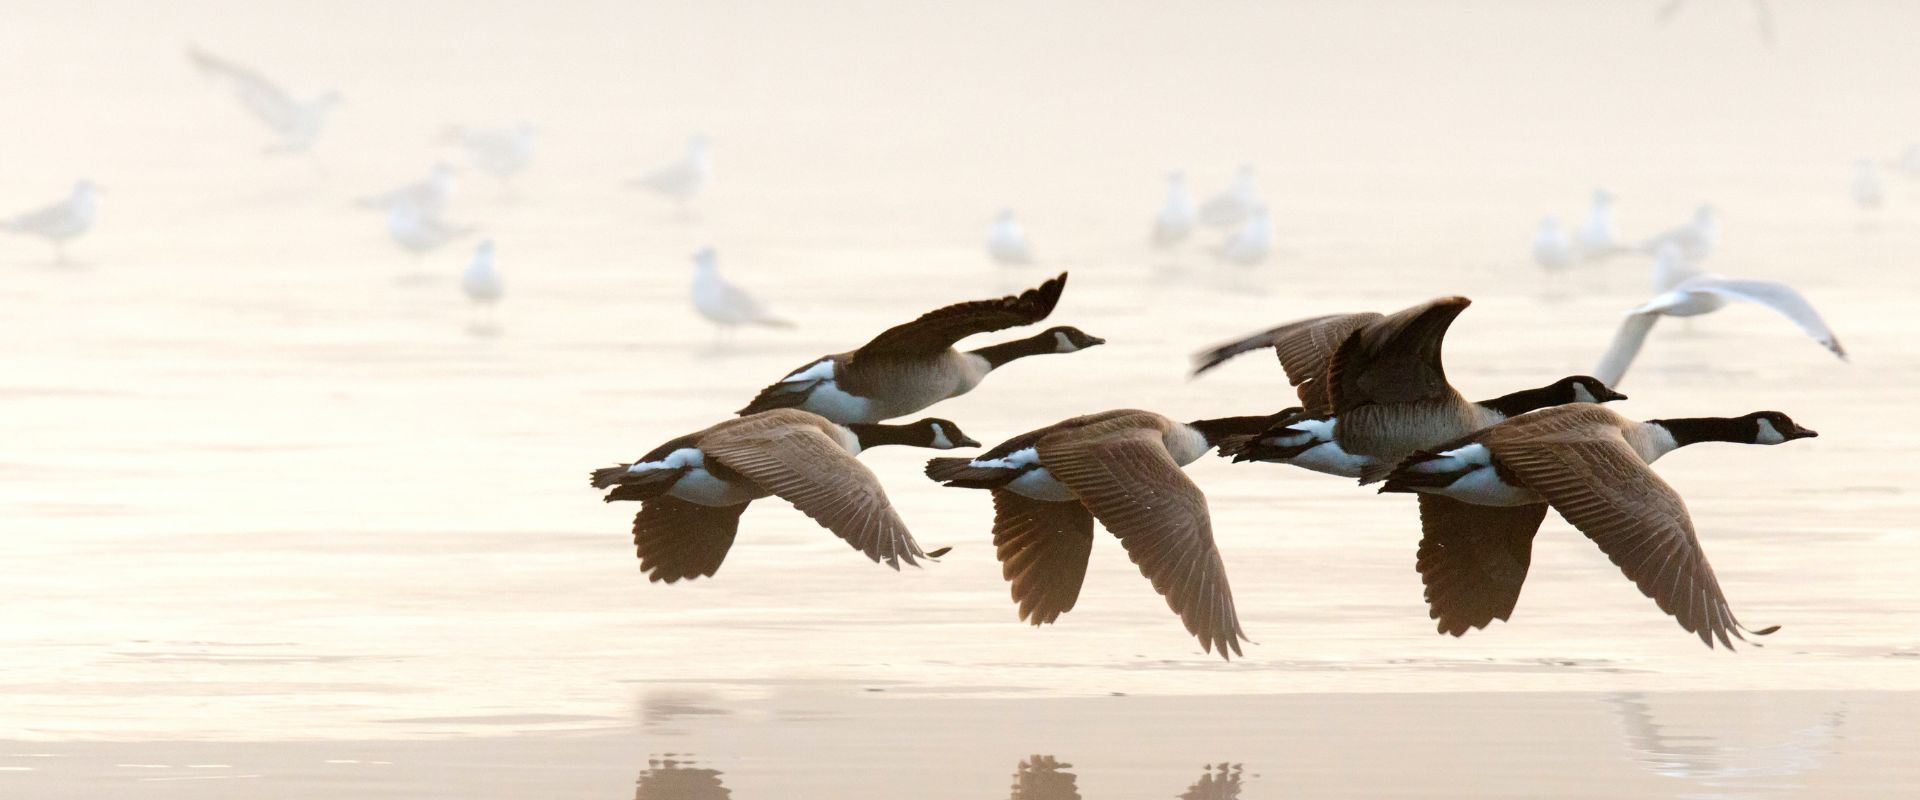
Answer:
1852, 158, 1885, 210
445, 123, 537, 185
1637, 205, 1716, 262
1378, 403, 1814, 647
630, 135, 711, 206
1532, 216, 1573, 270
1153, 171, 1198, 247
187, 46, 339, 155
691, 247, 792, 339
1200, 166, 1259, 229
1593, 262, 1846, 387
1191, 296, 1626, 480
1577, 188, 1620, 259
739, 273, 1102, 423
988, 209, 1034, 266
590, 409, 978, 582
926, 409, 1278, 658
3, 181, 99, 264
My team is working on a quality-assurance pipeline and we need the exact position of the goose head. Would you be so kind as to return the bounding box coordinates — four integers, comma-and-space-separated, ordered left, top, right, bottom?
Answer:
1042, 326, 1105, 353
858, 417, 980, 450
1739, 411, 1818, 444
1558, 375, 1627, 405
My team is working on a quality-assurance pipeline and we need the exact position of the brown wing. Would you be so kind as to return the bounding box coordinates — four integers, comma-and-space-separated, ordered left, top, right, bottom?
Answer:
857, 273, 1067, 356
1191, 312, 1381, 414
1037, 416, 1248, 658
1415, 495, 1549, 636
631, 497, 748, 583
991, 490, 1097, 625
1488, 423, 1770, 648
702, 421, 930, 569
1329, 296, 1471, 412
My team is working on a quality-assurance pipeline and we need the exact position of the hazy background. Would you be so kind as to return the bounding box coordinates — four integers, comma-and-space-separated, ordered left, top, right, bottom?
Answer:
2, 1, 1917, 797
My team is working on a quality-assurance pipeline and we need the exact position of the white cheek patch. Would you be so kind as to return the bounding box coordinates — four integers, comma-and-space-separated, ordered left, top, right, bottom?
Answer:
1754, 418, 1785, 444
929, 425, 953, 449
1572, 385, 1597, 404
1053, 331, 1076, 352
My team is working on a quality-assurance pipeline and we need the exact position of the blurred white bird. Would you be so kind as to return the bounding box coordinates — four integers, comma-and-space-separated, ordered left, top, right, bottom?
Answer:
1532, 216, 1574, 270
387, 200, 474, 261
1200, 166, 1260, 228
462, 239, 504, 329
1215, 204, 1272, 266
1152, 171, 1198, 247
445, 124, 537, 185
987, 209, 1033, 266
691, 247, 792, 342
360, 162, 457, 216
187, 46, 339, 154
1648, 242, 1705, 294
3, 180, 100, 264
1637, 204, 1717, 261
1595, 258, 1847, 387
1852, 158, 1885, 209
1894, 144, 1920, 178
630, 135, 711, 206
1577, 188, 1622, 259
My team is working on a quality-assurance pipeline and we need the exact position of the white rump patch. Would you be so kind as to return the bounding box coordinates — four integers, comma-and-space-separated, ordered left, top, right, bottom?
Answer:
971, 447, 1040, 470
628, 447, 702, 472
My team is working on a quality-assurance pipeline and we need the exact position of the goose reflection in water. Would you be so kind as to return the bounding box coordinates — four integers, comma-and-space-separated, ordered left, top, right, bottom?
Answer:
635, 756, 731, 800
1009, 757, 1245, 800
1609, 693, 1846, 795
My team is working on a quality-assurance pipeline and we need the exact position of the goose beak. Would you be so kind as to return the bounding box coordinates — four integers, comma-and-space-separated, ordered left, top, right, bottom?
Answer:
955, 435, 982, 448
1601, 388, 1628, 402
1794, 428, 1819, 439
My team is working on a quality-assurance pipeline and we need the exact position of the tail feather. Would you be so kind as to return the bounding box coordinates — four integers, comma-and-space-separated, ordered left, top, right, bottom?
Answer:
590, 465, 631, 489
591, 464, 685, 502
1375, 451, 1450, 493
737, 380, 814, 416
925, 457, 1017, 489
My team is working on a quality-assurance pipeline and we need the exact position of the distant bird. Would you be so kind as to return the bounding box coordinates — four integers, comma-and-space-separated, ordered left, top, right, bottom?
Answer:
988, 209, 1034, 266
1894, 144, 1920, 179
1381, 403, 1812, 646
445, 123, 537, 185
634, 759, 732, 800
360, 162, 457, 217
1152, 171, 1198, 247
386, 200, 473, 260
1852, 157, 1885, 210
462, 239, 503, 326
1657, 0, 1777, 47
2, 180, 100, 264
1594, 256, 1847, 387
926, 409, 1276, 658
629, 134, 711, 206
691, 247, 792, 340
1648, 241, 1703, 294
1199, 166, 1259, 229
1009, 756, 1080, 800
1532, 216, 1574, 270
1577, 188, 1621, 259
1638, 205, 1717, 261
591, 409, 974, 581
187, 46, 339, 154
738, 273, 1101, 423
1213, 204, 1272, 266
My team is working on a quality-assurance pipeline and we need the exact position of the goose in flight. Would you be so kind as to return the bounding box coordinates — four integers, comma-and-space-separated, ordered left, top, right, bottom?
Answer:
1593, 253, 1846, 387
187, 46, 339, 154
3, 180, 100, 264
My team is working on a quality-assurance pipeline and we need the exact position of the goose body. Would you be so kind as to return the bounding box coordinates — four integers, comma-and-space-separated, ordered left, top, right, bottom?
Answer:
987, 209, 1033, 266
1192, 296, 1626, 479
926, 409, 1273, 658
188, 46, 338, 154
1594, 264, 1846, 387
590, 409, 977, 582
739, 273, 1102, 423
3, 181, 99, 262
631, 135, 711, 203
690, 247, 792, 333
1153, 171, 1198, 247
1379, 403, 1815, 647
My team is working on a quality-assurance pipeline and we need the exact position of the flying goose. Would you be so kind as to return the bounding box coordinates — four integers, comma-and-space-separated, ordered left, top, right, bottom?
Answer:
1153, 171, 1198, 247
445, 123, 538, 185
3, 181, 99, 264
926, 409, 1278, 658
1191, 296, 1626, 480
738, 273, 1102, 424
1199, 166, 1259, 229
1593, 259, 1846, 387
187, 46, 339, 154
690, 247, 792, 339
630, 134, 711, 206
1532, 216, 1573, 270
590, 409, 978, 582
988, 209, 1034, 266
1378, 403, 1814, 647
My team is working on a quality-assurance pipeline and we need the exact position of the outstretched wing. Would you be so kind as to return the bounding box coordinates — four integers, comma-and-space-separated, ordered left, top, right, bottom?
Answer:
858, 273, 1067, 356
990, 489, 1097, 625
1671, 276, 1846, 359
1415, 495, 1549, 636
631, 496, 747, 583
702, 423, 930, 568
188, 47, 302, 133
1191, 312, 1380, 414
1329, 296, 1471, 412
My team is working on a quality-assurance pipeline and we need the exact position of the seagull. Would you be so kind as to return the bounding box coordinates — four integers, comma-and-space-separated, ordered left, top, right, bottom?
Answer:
3, 181, 100, 264
1894, 144, 1920, 179
1594, 250, 1847, 387
1153, 171, 1198, 247
444, 123, 537, 185
359, 161, 457, 216
187, 46, 339, 154
691, 247, 793, 342
1215, 204, 1272, 266
1577, 188, 1622, 260
1852, 157, 1885, 210
461, 239, 504, 330
1638, 204, 1717, 261
1199, 165, 1259, 228
386, 199, 473, 262
630, 134, 711, 206
1532, 216, 1574, 270
987, 209, 1033, 266
1648, 241, 1704, 294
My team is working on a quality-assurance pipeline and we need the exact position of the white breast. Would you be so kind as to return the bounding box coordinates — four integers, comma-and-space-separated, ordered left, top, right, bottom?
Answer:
1163, 424, 1212, 466
1410, 443, 1542, 506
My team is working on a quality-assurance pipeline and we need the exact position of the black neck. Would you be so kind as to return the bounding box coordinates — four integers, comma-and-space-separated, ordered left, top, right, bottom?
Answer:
970, 332, 1057, 369
1477, 382, 1573, 418
1186, 414, 1283, 445
845, 422, 927, 449
1647, 416, 1753, 447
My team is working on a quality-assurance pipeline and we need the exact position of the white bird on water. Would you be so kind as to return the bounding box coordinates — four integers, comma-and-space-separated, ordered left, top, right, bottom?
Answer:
3, 181, 100, 264
1638, 204, 1717, 261
387, 200, 474, 263
630, 135, 712, 206
1577, 188, 1621, 260
1532, 216, 1574, 270
1152, 171, 1198, 247
187, 46, 339, 155
987, 209, 1033, 266
462, 239, 504, 329
1200, 166, 1260, 228
1894, 144, 1920, 179
691, 247, 793, 342
445, 124, 537, 185
1215, 204, 1272, 266
1852, 158, 1885, 210
360, 162, 457, 217
1594, 243, 1846, 387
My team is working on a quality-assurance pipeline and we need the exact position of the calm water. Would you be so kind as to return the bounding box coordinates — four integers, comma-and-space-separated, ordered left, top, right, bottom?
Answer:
2, 1, 1918, 796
